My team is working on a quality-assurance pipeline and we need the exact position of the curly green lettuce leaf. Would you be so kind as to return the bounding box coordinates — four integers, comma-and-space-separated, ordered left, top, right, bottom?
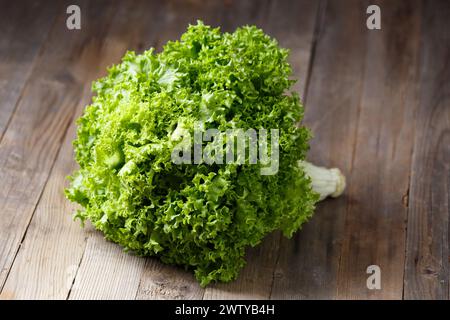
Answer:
66, 21, 318, 287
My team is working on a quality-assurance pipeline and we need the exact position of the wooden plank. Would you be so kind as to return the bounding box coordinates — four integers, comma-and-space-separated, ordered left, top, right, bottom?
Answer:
203, 0, 320, 300
272, 0, 423, 300
0, 1, 60, 139
68, 234, 146, 300
0, 0, 170, 300
135, 0, 228, 300
204, 236, 281, 300
3, 0, 444, 301
404, 0, 450, 300
0, 97, 90, 299
136, 259, 203, 300
65, 0, 192, 300
0, 0, 119, 294
335, 0, 421, 299
270, 0, 367, 299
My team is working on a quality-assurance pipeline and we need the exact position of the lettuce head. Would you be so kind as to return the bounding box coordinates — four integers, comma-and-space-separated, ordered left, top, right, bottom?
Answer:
66, 21, 318, 286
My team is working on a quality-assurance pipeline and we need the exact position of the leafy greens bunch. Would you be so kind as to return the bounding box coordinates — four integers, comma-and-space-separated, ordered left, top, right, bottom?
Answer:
66, 21, 324, 286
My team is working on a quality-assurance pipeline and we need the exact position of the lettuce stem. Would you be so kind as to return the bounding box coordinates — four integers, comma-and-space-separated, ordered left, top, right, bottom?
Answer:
299, 161, 346, 201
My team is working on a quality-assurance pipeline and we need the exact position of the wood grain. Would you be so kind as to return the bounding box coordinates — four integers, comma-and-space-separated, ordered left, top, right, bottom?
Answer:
270, 0, 367, 299
0, 0, 169, 300
271, 0, 424, 300
68, 233, 146, 300
67, 0, 197, 300
0, 0, 119, 296
0, 0, 448, 300
404, 0, 450, 300
0, 1, 61, 139
134, 0, 226, 300
136, 259, 204, 300
203, 0, 320, 300
335, 0, 421, 299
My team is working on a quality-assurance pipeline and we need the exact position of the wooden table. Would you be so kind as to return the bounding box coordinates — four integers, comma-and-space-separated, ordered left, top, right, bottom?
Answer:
0, 0, 448, 300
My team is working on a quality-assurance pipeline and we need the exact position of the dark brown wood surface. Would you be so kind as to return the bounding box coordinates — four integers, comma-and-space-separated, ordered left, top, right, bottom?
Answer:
0, 0, 448, 300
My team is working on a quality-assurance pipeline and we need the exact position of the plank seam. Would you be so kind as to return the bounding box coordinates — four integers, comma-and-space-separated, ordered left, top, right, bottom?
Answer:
61, 1, 135, 300
335, 2, 369, 298
133, 259, 154, 300
0, 86, 80, 294
0, 5, 64, 294
0, 3, 62, 143
65, 2, 122, 300
67, 237, 88, 300
268, 232, 283, 299
1, 0, 121, 296
302, 0, 327, 106
401, 175, 413, 300
401, 25, 422, 302
402, 0, 427, 298
268, 0, 327, 299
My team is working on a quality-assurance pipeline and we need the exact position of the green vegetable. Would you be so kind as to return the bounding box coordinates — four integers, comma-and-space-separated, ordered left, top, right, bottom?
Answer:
65, 21, 342, 286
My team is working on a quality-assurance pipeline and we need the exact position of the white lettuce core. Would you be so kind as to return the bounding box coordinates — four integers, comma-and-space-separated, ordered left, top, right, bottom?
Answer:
298, 161, 346, 201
